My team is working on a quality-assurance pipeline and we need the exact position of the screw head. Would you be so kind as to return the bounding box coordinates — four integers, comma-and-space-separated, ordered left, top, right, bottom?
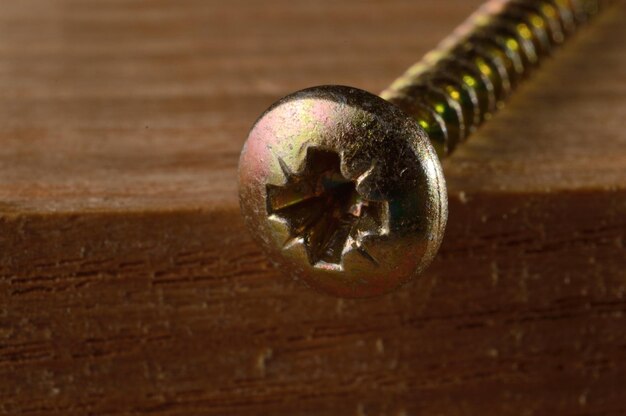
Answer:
238, 85, 447, 298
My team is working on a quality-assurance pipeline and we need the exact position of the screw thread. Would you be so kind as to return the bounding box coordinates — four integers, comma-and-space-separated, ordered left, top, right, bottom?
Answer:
380, 0, 615, 157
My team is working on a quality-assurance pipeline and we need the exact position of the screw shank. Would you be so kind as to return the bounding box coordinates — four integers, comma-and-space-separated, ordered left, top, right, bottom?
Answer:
381, 0, 613, 158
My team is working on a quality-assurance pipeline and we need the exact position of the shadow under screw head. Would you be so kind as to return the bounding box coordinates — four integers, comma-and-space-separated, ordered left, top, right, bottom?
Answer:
238, 85, 447, 298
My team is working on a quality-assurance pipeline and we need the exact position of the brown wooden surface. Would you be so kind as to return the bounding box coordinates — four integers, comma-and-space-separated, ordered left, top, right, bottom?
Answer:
1, 1, 625, 415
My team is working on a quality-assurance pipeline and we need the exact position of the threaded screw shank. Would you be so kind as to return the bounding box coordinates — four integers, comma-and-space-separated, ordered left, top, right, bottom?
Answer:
381, 0, 613, 157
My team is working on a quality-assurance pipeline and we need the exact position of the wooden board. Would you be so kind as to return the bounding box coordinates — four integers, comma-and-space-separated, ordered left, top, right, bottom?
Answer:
1, 1, 625, 414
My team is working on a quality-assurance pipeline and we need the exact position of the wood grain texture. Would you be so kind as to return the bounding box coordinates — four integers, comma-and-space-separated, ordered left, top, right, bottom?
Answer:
1, 1, 625, 415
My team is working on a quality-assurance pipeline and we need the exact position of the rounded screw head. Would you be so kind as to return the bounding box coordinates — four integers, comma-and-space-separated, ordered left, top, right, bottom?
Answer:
238, 85, 447, 298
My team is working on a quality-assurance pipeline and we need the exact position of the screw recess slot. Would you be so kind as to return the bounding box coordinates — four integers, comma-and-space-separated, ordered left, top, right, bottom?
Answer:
267, 148, 389, 271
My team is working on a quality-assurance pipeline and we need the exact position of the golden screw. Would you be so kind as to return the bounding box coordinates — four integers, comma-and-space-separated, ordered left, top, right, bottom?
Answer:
238, 0, 613, 298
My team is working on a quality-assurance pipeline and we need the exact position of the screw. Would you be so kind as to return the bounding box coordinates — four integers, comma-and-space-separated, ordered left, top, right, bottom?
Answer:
238, 0, 612, 298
